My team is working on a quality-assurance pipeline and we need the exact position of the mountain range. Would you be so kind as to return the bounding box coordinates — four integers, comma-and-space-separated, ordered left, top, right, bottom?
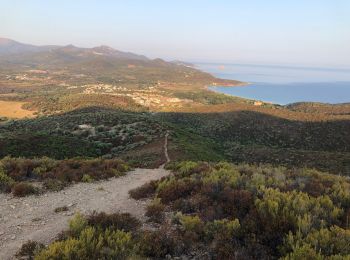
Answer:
0, 37, 239, 87
0, 37, 148, 60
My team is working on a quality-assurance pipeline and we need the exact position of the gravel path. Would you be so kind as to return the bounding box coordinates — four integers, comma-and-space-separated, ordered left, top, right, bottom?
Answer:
0, 134, 171, 259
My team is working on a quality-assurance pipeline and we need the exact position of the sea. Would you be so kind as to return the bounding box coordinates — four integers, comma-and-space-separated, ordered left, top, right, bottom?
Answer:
197, 63, 350, 105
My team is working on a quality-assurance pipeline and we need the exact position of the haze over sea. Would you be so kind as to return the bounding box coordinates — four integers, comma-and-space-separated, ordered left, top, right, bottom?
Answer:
199, 63, 350, 105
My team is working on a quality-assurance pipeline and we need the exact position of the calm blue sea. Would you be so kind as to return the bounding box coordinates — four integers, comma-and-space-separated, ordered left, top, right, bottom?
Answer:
197, 63, 350, 105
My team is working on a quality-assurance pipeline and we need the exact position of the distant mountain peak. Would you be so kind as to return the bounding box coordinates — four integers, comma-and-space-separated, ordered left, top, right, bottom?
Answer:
0, 37, 58, 55
0, 37, 16, 45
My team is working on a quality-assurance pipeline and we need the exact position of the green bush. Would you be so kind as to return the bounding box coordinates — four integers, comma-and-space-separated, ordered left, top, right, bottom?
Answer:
283, 226, 350, 258
0, 166, 14, 192
180, 215, 204, 234
205, 218, 240, 240
35, 227, 134, 260
69, 213, 87, 237
81, 174, 94, 183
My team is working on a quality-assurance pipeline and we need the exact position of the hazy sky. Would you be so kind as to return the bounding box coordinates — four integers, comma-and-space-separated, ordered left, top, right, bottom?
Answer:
1, 0, 349, 67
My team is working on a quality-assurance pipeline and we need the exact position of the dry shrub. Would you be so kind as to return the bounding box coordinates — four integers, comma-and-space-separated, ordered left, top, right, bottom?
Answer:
43, 179, 66, 192
1, 157, 41, 181
15, 240, 45, 259
54, 206, 69, 213
12, 182, 38, 197
145, 199, 165, 223
138, 225, 183, 258
87, 211, 141, 232
158, 179, 198, 203
41, 159, 128, 182
129, 180, 157, 200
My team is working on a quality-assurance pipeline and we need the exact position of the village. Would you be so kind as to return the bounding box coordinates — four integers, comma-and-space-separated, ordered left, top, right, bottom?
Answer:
70, 83, 192, 108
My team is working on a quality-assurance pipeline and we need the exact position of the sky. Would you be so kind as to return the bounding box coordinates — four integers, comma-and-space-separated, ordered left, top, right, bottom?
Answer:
1, 0, 350, 68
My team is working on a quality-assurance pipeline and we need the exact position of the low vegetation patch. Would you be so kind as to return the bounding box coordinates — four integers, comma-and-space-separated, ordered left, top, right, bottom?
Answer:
32, 162, 350, 259
0, 157, 129, 196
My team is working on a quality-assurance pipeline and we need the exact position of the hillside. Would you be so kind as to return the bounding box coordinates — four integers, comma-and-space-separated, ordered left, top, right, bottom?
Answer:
0, 38, 349, 260
0, 38, 244, 117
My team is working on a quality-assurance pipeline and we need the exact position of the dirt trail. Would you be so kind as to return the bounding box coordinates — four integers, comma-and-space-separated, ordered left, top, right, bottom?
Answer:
0, 133, 171, 260
164, 131, 170, 164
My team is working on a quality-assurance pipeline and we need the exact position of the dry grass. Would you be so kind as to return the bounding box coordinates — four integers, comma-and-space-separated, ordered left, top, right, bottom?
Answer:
0, 101, 36, 118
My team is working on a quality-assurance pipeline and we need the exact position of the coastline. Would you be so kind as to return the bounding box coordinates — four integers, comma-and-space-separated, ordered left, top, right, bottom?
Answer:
203, 70, 253, 101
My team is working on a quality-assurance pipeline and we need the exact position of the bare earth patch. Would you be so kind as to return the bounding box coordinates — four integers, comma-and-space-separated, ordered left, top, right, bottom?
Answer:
0, 101, 35, 118
0, 167, 169, 260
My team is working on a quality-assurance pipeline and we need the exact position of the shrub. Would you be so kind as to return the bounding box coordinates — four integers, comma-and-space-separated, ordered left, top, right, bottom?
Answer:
69, 213, 87, 237
43, 179, 66, 192
11, 182, 38, 197
16, 240, 45, 260
283, 226, 350, 258
32, 157, 58, 176
129, 180, 157, 200
283, 244, 322, 260
137, 226, 181, 258
35, 227, 134, 260
205, 218, 241, 240
0, 157, 130, 195
81, 174, 94, 183
173, 198, 195, 214
157, 178, 198, 203
166, 161, 210, 176
145, 198, 165, 223
1, 157, 40, 181
180, 215, 204, 235
54, 206, 69, 213
87, 212, 141, 232
0, 166, 14, 192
